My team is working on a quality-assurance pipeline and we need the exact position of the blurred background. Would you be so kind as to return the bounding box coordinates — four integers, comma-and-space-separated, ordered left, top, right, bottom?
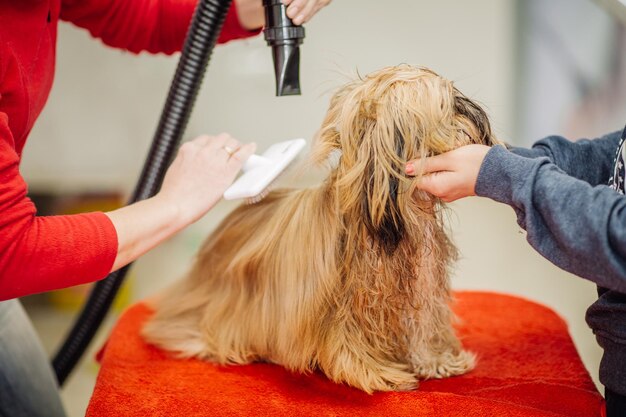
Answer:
18, 0, 626, 415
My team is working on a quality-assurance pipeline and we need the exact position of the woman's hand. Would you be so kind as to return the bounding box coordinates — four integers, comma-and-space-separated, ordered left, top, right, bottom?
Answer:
106, 134, 255, 272
157, 133, 256, 225
234, 0, 331, 30
282, 0, 332, 25
405, 145, 490, 202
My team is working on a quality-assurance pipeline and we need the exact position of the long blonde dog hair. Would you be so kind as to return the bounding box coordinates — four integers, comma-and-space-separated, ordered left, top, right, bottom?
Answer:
143, 65, 497, 393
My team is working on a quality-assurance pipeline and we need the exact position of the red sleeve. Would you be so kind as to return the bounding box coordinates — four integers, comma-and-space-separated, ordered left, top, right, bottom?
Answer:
0, 114, 118, 301
59, 0, 261, 54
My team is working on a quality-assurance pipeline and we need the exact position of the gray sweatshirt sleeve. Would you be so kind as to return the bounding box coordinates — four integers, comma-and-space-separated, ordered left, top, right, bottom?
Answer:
508, 131, 621, 186
475, 145, 626, 292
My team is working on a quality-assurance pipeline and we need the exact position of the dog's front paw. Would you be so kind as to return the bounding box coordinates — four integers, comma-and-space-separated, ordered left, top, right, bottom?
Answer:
413, 349, 476, 379
320, 351, 419, 393
346, 366, 419, 393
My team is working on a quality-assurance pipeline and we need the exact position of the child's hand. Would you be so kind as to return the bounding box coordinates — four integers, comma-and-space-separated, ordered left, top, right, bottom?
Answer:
405, 145, 490, 202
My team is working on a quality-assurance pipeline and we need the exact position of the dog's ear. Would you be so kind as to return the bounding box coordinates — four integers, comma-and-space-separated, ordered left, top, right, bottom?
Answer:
454, 93, 494, 146
361, 126, 405, 255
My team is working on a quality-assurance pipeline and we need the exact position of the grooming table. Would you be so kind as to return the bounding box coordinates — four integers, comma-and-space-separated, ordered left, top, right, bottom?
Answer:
86, 291, 604, 416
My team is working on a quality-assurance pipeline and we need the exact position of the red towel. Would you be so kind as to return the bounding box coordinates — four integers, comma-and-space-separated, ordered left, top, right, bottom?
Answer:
87, 291, 604, 416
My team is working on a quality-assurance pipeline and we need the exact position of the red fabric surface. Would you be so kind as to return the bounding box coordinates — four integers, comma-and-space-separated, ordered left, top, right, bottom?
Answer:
0, 0, 257, 300
87, 291, 605, 417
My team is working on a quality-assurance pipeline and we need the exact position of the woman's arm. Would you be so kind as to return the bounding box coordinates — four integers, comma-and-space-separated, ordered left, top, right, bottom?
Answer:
59, 0, 332, 54
0, 112, 118, 300
59, 0, 261, 55
0, 124, 254, 300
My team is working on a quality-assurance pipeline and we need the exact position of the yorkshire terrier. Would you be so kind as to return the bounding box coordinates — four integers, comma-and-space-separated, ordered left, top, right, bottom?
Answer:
143, 65, 498, 393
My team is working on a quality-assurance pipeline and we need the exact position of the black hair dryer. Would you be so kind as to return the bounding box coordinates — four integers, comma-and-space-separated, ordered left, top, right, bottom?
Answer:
263, 0, 305, 96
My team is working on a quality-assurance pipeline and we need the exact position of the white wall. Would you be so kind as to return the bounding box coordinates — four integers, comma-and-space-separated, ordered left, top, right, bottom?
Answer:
22, 0, 602, 391
516, 0, 626, 145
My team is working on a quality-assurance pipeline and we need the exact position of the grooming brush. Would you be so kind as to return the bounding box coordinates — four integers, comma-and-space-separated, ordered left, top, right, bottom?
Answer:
224, 138, 306, 203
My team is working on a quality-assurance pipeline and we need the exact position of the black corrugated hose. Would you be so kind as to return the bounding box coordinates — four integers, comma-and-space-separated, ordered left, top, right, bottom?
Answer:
52, 0, 233, 386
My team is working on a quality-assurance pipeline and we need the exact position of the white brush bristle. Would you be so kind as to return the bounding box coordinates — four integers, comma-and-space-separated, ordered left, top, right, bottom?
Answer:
244, 184, 273, 205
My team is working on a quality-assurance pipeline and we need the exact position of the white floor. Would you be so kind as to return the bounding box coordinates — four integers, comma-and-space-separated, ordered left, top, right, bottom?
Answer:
26, 196, 603, 416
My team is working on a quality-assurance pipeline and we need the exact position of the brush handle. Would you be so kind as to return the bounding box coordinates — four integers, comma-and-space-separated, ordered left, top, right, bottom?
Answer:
242, 154, 271, 172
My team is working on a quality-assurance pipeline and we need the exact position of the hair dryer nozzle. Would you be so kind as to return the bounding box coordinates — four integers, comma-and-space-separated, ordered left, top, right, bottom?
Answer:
272, 44, 301, 96
263, 0, 305, 97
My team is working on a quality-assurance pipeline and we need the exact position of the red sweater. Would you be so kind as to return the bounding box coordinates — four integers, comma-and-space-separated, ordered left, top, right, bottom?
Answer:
0, 0, 257, 301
